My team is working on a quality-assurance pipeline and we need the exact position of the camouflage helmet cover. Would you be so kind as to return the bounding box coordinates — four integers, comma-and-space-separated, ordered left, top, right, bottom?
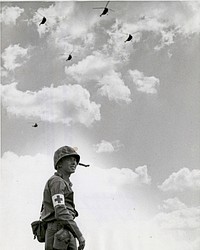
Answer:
54, 146, 80, 169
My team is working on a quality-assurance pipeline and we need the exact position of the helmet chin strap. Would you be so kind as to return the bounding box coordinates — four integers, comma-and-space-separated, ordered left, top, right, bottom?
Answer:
79, 163, 90, 167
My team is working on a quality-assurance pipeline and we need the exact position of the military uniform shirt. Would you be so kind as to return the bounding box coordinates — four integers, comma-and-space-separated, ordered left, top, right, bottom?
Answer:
41, 172, 82, 239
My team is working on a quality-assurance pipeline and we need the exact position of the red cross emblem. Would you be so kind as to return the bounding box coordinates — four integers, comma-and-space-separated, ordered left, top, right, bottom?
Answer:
52, 194, 65, 207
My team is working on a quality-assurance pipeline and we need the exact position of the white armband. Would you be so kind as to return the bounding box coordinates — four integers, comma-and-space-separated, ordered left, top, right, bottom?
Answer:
52, 194, 65, 207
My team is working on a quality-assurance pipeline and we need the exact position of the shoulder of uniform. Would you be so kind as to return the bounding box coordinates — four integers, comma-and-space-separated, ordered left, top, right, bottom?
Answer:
48, 173, 72, 189
49, 173, 64, 184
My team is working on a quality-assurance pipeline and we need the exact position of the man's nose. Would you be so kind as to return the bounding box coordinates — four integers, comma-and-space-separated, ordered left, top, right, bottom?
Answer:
71, 158, 77, 164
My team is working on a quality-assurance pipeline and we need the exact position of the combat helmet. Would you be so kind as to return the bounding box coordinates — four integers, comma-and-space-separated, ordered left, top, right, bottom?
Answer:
54, 146, 80, 169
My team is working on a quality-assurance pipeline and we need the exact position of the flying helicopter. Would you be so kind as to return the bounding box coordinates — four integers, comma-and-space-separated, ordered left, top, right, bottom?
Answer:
32, 123, 39, 128
124, 34, 133, 43
28, 121, 41, 128
37, 12, 47, 25
66, 53, 72, 61
93, 1, 114, 17
60, 50, 74, 61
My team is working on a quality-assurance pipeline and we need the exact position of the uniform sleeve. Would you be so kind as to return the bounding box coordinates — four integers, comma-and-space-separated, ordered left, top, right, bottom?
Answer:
49, 178, 82, 239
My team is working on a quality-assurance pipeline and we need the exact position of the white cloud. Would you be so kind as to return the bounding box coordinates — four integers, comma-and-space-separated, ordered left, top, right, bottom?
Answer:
32, 3, 75, 37
1, 82, 101, 127
94, 140, 124, 153
129, 69, 160, 94
98, 70, 132, 103
2, 44, 29, 71
0, 6, 24, 25
158, 197, 187, 211
154, 29, 176, 51
65, 51, 116, 82
158, 168, 200, 192
0, 67, 8, 78
103, 19, 142, 62
94, 140, 115, 153
74, 164, 152, 202
32, 1, 99, 52
171, 2, 200, 35
107, 2, 200, 54
155, 204, 200, 230
135, 165, 152, 185
0, 152, 51, 250
65, 52, 131, 103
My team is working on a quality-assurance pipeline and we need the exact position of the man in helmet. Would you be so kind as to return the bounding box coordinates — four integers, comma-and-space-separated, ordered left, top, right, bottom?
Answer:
41, 146, 85, 250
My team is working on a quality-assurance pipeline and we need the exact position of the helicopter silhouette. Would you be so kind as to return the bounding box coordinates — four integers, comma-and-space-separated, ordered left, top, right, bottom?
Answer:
93, 1, 114, 17
32, 123, 38, 127
60, 50, 74, 61
39, 16, 47, 25
124, 34, 133, 43
28, 121, 41, 128
66, 54, 72, 61
37, 12, 47, 25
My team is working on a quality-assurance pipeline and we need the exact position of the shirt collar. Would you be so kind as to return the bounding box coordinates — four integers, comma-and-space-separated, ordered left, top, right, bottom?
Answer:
54, 172, 73, 187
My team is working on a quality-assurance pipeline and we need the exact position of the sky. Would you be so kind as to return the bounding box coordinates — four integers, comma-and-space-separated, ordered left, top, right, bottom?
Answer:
0, 1, 200, 249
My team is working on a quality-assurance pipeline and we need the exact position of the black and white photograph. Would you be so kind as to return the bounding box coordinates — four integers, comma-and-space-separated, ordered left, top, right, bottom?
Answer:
1, 1, 200, 250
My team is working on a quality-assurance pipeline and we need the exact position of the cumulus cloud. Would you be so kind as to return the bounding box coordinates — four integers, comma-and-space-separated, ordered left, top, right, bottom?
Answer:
170, 1, 200, 35
98, 70, 131, 103
1, 82, 101, 127
65, 52, 131, 103
32, 3, 75, 37
105, 2, 200, 55
65, 51, 116, 82
103, 19, 142, 62
94, 140, 115, 153
32, 1, 99, 51
0, 66, 8, 78
155, 202, 200, 230
0, 152, 52, 249
129, 69, 160, 94
74, 164, 152, 202
147, 2, 200, 37
135, 165, 152, 185
158, 197, 187, 211
0, 6, 24, 25
2, 44, 29, 71
94, 140, 124, 153
154, 29, 176, 50
158, 168, 200, 192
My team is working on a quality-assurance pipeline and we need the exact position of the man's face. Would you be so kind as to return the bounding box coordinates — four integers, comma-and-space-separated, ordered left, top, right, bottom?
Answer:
60, 156, 78, 175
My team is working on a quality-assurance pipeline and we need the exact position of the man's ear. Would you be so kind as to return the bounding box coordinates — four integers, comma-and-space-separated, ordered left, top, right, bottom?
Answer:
56, 162, 62, 170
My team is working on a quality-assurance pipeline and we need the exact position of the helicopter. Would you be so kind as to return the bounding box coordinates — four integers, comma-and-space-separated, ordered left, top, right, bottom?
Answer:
60, 50, 74, 61
32, 123, 39, 127
93, 1, 114, 17
66, 53, 72, 61
37, 12, 47, 25
39, 16, 47, 25
124, 34, 133, 43
28, 121, 41, 128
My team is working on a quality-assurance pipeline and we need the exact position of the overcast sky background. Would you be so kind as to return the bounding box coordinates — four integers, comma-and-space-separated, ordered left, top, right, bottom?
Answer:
0, 1, 200, 250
